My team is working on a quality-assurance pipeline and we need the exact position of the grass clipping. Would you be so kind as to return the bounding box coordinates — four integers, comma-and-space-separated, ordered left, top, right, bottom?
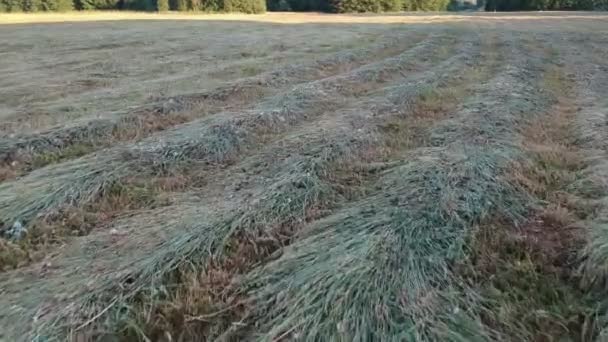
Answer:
0, 35, 447, 229
238, 62, 548, 340
2, 35, 481, 341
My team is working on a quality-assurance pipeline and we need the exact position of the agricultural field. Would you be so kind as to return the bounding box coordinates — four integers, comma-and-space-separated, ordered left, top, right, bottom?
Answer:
1, 11, 608, 341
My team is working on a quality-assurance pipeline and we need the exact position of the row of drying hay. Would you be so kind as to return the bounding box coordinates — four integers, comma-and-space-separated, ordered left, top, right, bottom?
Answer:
563, 35, 608, 339
0, 32, 458, 236
100, 32, 539, 340
236, 35, 556, 341
2, 100, 376, 342
245, 147, 529, 341
0, 30, 427, 173
0, 31, 476, 274
0, 33, 486, 340
153, 30, 429, 114
121, 38, 488, 285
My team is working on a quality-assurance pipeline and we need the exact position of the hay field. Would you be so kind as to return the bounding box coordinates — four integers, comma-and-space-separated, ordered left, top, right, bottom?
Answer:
1, 12, 608, 341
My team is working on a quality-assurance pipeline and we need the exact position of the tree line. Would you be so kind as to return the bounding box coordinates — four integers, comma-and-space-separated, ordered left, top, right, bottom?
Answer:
485, 0, 607, 9
0, 0, 606, 14
0, 0, 447, 12
267, 0, 451, 12
0, 0, 265, 12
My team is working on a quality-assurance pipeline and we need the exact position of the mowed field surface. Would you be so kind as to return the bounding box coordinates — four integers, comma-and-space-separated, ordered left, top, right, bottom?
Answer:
1, 12, 608, 341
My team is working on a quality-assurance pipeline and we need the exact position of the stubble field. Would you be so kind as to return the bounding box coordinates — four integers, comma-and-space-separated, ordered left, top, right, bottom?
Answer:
1, 11, 608, 341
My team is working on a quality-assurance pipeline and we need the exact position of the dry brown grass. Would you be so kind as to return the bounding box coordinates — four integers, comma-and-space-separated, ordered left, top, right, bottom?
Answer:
466, 59, 606, 341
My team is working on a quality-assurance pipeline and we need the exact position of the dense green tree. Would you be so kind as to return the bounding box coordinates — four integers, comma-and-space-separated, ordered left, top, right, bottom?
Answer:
157, 0, 168, 10
74, 0, 119, 9
269, 0, 329, 10
0, 0, 24, 11
594, 0, 608, 8
22, 0, 41, 11
1, 0, 605, 15
125, 0, 155, 10
12, 0, 73, 10
403, 0, 449, 10
332, 0, 401, 12
268, 0, 449, 11
485, 0, 596, 10
267, 0, 601, 10
223, 0, 265, 12
47, 0, 73, 10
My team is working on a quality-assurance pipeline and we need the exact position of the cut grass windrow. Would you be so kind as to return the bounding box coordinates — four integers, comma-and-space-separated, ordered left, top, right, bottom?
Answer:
461, 55, 607, 341
0, 33, 456, 233
0, 31, 429, 177
236, 34, 554, 341
4, 33, 476, 270
1, 17, 607, 342
0, 32, 485, 340
557, 34, 608, 338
